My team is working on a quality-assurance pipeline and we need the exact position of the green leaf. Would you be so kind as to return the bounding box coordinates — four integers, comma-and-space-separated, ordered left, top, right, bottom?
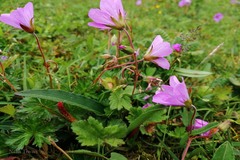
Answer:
191, 122, 219, 136
175, 68, 213, 78
109, 88, 132, 110
146, 67, 156, 76
180, 108, 193, 127
71, 117, 127, 147
0, 104, 16, 117
109, 152, 128, 160
16, 89, 105, 115
168, 127, 187, 138
5, 118, 55, 150
126, 106, 163, 135
212, 141, 235, 160
67, 149, 108, 159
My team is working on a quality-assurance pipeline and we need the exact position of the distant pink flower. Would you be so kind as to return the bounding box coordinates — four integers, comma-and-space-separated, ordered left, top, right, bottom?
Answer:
144, 35, 173, 70
230, 0, 240, 4
213, 13, 224, 23
143, 95, 151, 100
0, 2, 34, 33
178, 0, 191, 7
192, 119, 211, 137
142, 103, 151, 109
172, 43, 182, 53
152, 76, 191, 106
88, 0, 126, 30
136, 0, 142, 6
0, 56, 8, 61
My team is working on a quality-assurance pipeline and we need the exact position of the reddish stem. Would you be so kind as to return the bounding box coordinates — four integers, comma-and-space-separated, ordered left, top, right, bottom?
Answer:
33, 33, 53, 88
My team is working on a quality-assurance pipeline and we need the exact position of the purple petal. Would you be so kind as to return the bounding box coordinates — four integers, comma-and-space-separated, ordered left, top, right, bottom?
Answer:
0, 14, 21, 29
23, 2, 34, 24
174, 83, 190, 103
152, 92, 184, 106
88, 9, 115, 26
169, 76, 180, 87
192, 119, 210, 136
152, 57, 170, 70
88, 22, 111, 30
151, 35, 163, 48
169, 76, 190, 103
100, 0, 125, 20
12, 8, 31, 28
151, 42, 173, 57
161, 85, 174, 95
194, 119, 209, 128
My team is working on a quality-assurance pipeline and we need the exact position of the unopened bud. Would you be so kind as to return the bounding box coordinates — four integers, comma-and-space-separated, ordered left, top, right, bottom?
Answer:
101, 54, 112, 59
218, 120, 231, 131
184, 99, 192, 109
111, 35, 117, 46
119, 45, 134, 55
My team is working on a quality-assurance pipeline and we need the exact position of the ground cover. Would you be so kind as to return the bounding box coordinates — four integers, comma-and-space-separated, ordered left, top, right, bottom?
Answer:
0, 0, 239, 159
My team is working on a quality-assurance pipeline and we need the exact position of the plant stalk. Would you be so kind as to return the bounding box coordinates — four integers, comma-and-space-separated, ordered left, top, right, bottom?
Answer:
33, 33, 53, 88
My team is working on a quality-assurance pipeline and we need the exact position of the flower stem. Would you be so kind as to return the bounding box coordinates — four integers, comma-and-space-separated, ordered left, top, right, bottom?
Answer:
33, 33, 53, 88
123, 28, 139, 94
181, 136, 193, 160
93, 59, 144, 84
123, 28, 134, 50
116, 30, 121, 58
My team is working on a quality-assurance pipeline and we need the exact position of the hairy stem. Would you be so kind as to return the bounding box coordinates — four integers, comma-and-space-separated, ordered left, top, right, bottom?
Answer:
94, 59, 144, 84
33, 33, 53, 88
181, 137, 193, 160
123, 28, 139, 94
116, 30, 121, 58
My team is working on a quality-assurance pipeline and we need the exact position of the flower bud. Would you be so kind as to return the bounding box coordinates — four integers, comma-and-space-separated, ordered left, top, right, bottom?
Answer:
119, 45, 135, 55
111, 35, 117, 46
218, 120, 231, 131
101, 54, 112, 59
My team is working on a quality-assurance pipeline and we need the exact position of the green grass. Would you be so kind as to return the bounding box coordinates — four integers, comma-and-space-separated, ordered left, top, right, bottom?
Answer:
0, 0, 239, 159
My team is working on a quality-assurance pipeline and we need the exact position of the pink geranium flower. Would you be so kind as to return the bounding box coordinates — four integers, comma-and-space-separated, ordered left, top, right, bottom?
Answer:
88, 0, 126, 30
0, 2, 34, 33
178, 0, 192, 7
136, 0, 142, 6
172, 43, 182, 53
152, 76, 191, 106
213, 13, 224, 23
192, 119, 211, 137
144, 35, 173, 70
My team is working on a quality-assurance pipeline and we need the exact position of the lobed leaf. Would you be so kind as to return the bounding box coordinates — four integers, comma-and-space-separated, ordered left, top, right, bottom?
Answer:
71, 117, 127, 147
109, 88, 132, 110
